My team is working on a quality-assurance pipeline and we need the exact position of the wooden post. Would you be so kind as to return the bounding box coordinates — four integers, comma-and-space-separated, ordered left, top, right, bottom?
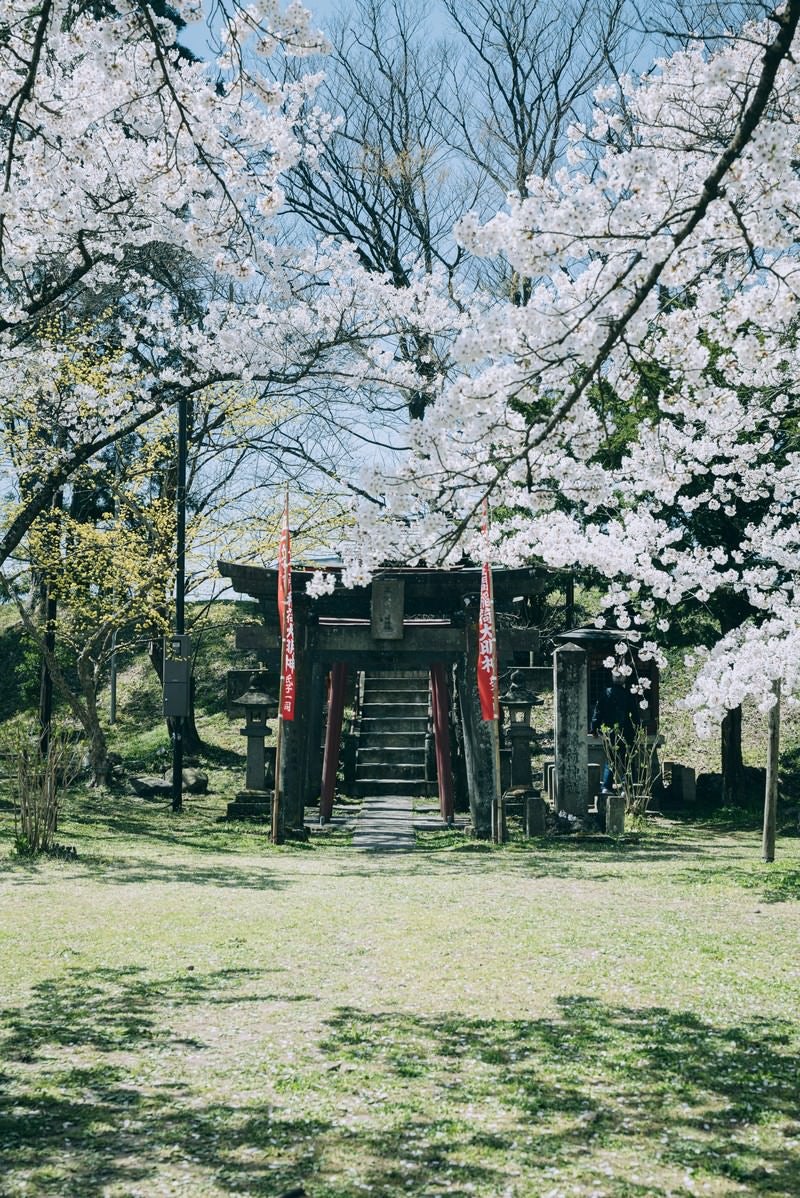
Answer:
430, 663, 455, 823
484, 543, 503, 842
455, 651, 494, 837
320, 663, 347, 823
303, 660, 325, 804
278, 603, 312, 834
271, 707, 285, 845
763, 678, 781, 863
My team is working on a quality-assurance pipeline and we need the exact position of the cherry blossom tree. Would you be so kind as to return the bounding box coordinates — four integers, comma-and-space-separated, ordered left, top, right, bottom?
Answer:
337, 3, 800, 738
0, 0, 459, 577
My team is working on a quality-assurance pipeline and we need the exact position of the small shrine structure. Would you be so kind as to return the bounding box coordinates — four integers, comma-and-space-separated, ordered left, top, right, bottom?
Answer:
218, 560, 549, 838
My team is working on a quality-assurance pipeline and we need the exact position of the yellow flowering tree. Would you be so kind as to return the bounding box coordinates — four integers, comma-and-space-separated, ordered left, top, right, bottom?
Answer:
7, 323, 175, 782
26, 486, 174, 782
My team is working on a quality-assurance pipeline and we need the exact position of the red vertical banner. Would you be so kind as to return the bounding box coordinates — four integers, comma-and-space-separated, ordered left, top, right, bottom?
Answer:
477, 504, 499, 722
277, 498, 295, 722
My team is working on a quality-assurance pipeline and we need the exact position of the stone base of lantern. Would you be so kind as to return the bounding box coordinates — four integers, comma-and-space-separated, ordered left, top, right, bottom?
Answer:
227, 789, 272, 821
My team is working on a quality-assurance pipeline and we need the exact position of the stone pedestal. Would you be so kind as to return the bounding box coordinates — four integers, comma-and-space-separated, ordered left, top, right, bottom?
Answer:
227, 791, 271, 820
508, 722, 536, 789
667, 762, 696, 804
605, 793, 626, 836
243, 725, 268, 792
524, 793, 547, 836
228, 696, 273, 820
553, 644, 589, 816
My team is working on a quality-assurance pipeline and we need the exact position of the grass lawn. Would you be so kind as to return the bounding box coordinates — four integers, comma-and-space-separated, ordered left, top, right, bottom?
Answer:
1, 793, 800, 1198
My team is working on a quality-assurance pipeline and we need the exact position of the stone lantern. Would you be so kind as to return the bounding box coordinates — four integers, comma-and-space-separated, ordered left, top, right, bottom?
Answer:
500, 669, 541, 790
500, 669, 547, 837
226, 674, 276, 821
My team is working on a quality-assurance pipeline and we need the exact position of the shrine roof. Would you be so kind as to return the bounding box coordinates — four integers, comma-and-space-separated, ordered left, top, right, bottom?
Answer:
218, 560, 550, 620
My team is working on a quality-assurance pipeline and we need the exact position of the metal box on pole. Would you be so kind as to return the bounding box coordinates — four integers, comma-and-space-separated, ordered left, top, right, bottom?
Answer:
163, 635, 192, 718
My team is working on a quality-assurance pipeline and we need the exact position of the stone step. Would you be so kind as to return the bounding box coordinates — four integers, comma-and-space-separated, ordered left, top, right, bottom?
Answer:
362, 701, 429, 718
366, 671, 429, 681
357, 746, 426, 764
355, 778, 428, 797
356, 671, 430, 795
363, 677, 430, 694
360, 716, 429, 735
357, 762, 427, 782
358, 733, 427, 750
362, 690, 429, 702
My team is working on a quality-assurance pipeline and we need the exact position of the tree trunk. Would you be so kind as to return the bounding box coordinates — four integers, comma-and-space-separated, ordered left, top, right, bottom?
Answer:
38, 581, 57, 757
78, 658, 111, 786
721, 705, 745, 804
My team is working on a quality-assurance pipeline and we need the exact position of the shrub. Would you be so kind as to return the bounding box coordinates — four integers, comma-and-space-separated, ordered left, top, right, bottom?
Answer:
1, 722, 80, 855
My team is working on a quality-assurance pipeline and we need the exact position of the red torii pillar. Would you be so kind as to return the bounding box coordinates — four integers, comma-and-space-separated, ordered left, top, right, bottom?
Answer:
430, 663, 455, 824
319, 662, 348, 823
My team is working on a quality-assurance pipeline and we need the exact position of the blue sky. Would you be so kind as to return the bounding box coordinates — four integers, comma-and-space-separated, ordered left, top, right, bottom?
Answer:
179, 1, 354, 58
179, 0, 451, 59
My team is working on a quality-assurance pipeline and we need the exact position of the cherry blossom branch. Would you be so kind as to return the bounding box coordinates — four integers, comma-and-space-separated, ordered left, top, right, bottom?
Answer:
0, 0, 53, 267
524, 0, 800, 452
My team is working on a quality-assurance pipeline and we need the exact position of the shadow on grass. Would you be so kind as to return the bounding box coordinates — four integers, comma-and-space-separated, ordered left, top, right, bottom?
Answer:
3, 966, 799, 1197
335, 828, 716, 882
2, 853, 295, 890
0, 964, 322, 1197
677, 861, 800, 903
34, 791, 298, 860
319, 998, 800, 1196
195, 743, 246, 768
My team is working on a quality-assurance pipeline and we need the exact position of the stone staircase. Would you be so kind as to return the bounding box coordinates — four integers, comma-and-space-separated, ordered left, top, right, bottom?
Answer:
354, 670, 430, 797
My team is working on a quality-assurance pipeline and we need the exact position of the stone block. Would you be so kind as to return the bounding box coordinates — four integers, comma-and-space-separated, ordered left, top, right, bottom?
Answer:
673, 763, 696, 804
130, 775, 173, 799
227, 792, 271, 821
553, 644, 588, 816
161, 767, 209, 794
605, 793, 625, 836
524, 794, 547, 836
284, 824, 310, 842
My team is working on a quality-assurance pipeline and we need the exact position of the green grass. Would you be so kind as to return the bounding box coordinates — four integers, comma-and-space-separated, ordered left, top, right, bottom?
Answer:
1, 795, 799, 1198
3, 594, 800, 1195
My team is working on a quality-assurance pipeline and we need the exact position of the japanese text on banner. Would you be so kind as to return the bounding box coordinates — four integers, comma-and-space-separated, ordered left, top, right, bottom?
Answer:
478, 560, 498, 721
277, 520, 296, 722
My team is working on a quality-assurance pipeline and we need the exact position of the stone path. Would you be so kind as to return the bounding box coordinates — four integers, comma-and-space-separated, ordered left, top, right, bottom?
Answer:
352, 794, 415, 852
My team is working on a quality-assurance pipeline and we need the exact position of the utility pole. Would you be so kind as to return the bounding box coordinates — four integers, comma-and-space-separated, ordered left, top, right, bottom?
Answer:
171, 393, 188, 814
